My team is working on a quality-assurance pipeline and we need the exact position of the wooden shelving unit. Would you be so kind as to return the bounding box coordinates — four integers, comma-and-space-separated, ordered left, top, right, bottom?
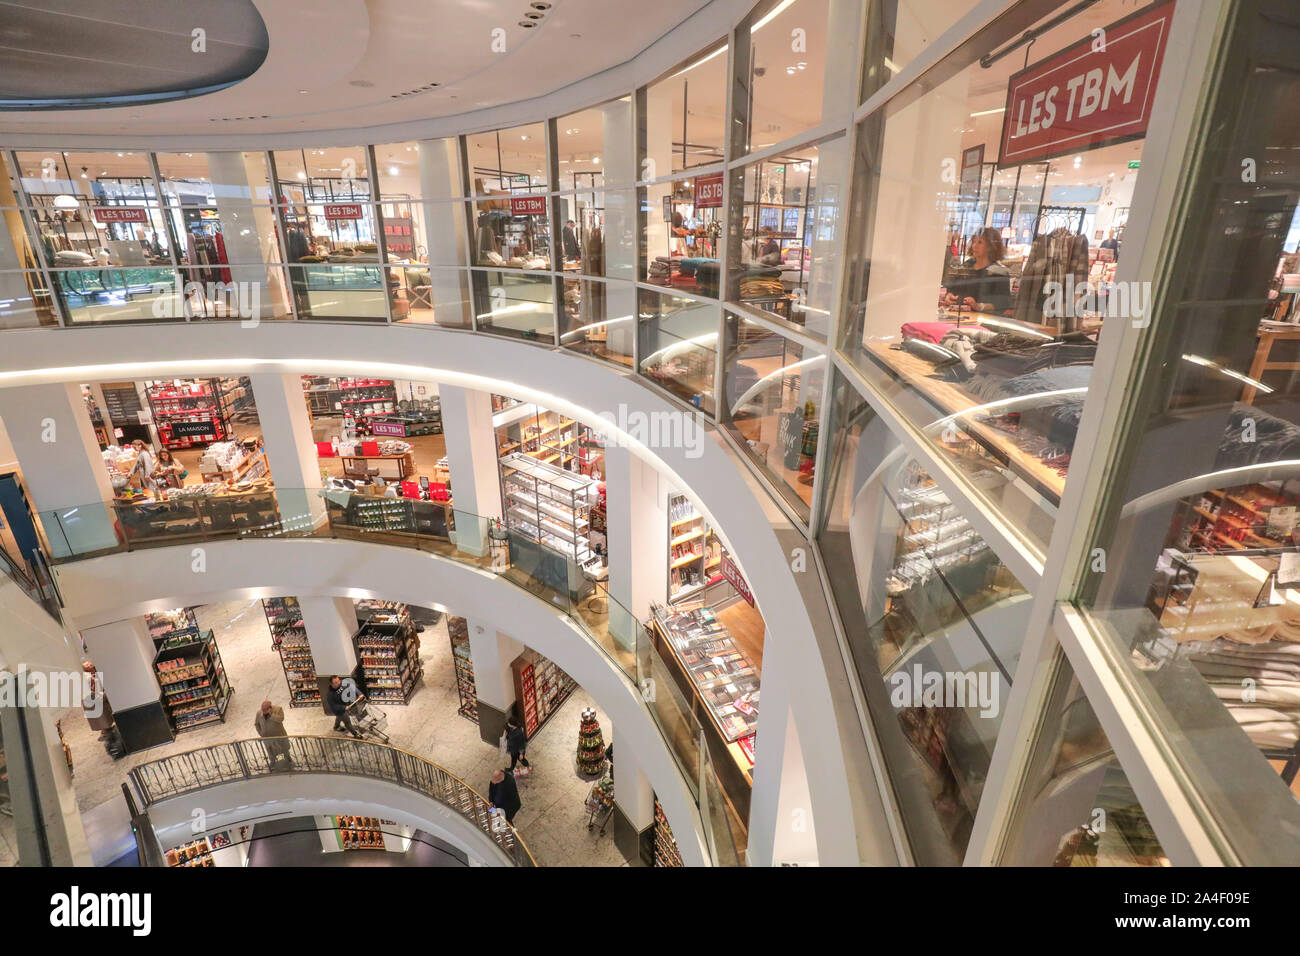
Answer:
511, 649, 576, 738
1178, 483, 1295, 553
448, 615, 478, 723
155, 631, 232, 733
668, 492, 723, 602
263, 597, 320, 708
653, 797, 684, 867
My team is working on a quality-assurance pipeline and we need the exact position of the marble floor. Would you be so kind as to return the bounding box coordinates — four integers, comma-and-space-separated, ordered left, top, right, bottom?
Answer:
0, 743, 15, 867
61, 598, 630, 867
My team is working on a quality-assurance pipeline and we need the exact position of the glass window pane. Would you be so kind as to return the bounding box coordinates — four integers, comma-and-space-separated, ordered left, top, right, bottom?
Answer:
278, 201, 381, 260
466, 122, 548, 195
638, 289, 718, 412
641, 41, 727, 176
156, 151, 272, 205
0, 207, 38, 271
724, 315, 824, 516
288, 263, 387, 321
728, 136, 847, 338
639, 180, 722, 296
1077, 0, 1300, 866
1001, 652, 1168, 867
178, 266, 292, 322
29, 201, 171, 270
860, 0, 984, 102
471, 269, 554, 341
818, 369, 1029, 863
374, 141, 424, 199
169, 202, 280, 266
12, 150, 156, 204
560, 276, 635, 368
556, 98, 632, 189
841, 0, 1157, 556
272, 148, 371, 200
472, 196, 551, 268
0, 272, 59, 329
55, 268, 179, 324
392, 265, 469, 328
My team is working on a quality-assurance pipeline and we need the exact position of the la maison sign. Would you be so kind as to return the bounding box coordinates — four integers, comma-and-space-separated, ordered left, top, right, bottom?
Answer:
997, 0, 1174, 168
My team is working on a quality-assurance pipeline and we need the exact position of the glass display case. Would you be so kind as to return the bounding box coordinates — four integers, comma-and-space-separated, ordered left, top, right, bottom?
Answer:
499, 452, 599, 597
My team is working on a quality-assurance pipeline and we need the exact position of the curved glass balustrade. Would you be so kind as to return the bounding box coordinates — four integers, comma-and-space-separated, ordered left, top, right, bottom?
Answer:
127, 734, 535, 866
41, 487, 741, 865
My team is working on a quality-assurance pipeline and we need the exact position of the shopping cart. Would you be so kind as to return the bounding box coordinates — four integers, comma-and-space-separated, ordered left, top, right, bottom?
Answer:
344, 695, 390, 745
584, 778, 615, 836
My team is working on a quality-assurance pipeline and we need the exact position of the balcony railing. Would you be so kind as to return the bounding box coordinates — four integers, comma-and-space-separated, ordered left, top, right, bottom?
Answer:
128, 735, 536, 867
47, 486, 741, 865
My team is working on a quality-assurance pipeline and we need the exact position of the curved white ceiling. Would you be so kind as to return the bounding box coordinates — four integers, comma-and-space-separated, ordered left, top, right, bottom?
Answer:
0, 0, 712, 138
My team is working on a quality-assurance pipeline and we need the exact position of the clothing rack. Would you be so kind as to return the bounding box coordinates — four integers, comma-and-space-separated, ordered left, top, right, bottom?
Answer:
1034, 204, 1086, 237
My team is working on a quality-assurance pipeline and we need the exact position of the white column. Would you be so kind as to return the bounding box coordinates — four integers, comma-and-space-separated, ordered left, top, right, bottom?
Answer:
298, 595, 357, 676
605, 446, 668, 648
0, 671, 93, 865
439, 384, 501, 556
247, 372, 326, 530
467, 625, 524, 745
0, 383, 117, 557
612, 725, 654, 860
418, 137, 471, 327
79, 617, 159, 710
207, 151, 280, 321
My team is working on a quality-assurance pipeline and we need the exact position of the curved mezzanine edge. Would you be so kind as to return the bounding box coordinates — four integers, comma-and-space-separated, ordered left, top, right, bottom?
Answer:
0, 319, 884, 866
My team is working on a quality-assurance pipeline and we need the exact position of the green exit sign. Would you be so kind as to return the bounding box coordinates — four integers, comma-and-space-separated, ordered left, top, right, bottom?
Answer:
1127, 160, 1142, 169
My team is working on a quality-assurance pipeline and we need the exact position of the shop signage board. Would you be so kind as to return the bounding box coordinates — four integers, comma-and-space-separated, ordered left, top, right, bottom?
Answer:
169, 419, 216, 439
510, 195, 547, 216
368, 421, 407, 437
694, 172, 724, 209
959, 144, 985, 203
996, 0, 1174, 168
720, 551, 754, 607
92, 207, 148, 224
323, 203, 364, 220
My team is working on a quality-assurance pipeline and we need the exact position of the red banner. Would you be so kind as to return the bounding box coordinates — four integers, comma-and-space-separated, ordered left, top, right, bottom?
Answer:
720, 551, 754, 607
323, 203, 364, 220
509, 195, 547, 216
92, 207, 148, 224
693, 171, 724, 209
367, 421, 407, 437
997, 0, 1174, 168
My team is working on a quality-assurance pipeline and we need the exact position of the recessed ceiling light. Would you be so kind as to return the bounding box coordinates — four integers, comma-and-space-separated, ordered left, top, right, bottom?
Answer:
520, 135, 529, 141
531, 1, 551, 8
388, 166, 399, 175
518, 20, 535, 27
525, 11, 543, 19
592, 155, 600, 164
298, 89, 310, 94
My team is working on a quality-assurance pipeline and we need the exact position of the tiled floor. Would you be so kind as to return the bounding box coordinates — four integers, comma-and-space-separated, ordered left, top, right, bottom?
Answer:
61, 598, 631, 867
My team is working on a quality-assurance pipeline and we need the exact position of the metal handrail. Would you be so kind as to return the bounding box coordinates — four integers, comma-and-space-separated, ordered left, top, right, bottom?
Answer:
127, 735, 537, 867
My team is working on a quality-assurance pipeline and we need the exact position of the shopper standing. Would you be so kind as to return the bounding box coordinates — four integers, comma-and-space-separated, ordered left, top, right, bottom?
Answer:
153, 448, 185, 489
254, 700, 292, 770
505, 716, 530, 775
562, 219, 581, 261
129, 439, 159, 498
488, 769, 522, 825
327, 676, 364, 739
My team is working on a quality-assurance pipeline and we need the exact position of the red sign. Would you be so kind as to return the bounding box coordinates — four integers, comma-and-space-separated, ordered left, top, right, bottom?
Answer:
510, 195, 547, 216
323, 203, 364, 220
693, 171, 724, 209
383, 217, 414, 255
92, 207, 148, 224
720, 551, 754, 607
997, 0, 1174, 169
367, 421, 407, 437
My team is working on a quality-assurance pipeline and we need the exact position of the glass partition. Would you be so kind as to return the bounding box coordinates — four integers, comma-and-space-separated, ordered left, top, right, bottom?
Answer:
640, 40, 728, 176
1075, 0, 1300, 866
559, 276, 636, 367
840, 0, 1159, 556
723, 315, 824, 516
472, 195, 551, 269
818, 369, 1029, 863
556, 99, 634, 190
639, 289, 719, 412
640, 177, 723, 296
471, 269, 555, 341
466, 122, 549, 195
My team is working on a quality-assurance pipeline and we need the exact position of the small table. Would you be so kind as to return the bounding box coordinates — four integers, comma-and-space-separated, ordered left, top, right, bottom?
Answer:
339, 453, 414, 481
1243, 323, 1300, 404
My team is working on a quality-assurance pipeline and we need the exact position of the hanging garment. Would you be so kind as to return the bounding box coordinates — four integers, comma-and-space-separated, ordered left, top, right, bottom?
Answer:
1014, 228, 1090, 330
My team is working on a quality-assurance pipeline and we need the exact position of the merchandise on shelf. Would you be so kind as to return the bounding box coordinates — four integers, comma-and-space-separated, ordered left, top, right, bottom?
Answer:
651, 602, 760, 742
667, 492, 723, 601
165, 838, 214, 867
353, 604, 422, 704
576, 706, 607, 777
511, 649, 576, 737
145, 378, 231, 450
155, 631, 232, 732
448, 615, 478, 723
146, 607, 200, 651
263, 596, 320, 708
500, 453, 599, 579
333, 815, 392, 850
653, 798, 684, 868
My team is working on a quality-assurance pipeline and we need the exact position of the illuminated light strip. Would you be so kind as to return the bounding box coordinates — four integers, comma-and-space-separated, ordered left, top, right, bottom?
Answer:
475, 302, 545, 321
926, 387, 1088, 431
558, 314, 633, 341
1121, 460, 1300, 519
638, 331, 718, 368
974, 317, 1054, 340
751, 0, 797, 32
669, 0, 796, 77
730, 354, 824, 411
673, 45, 728, 77
969, 107, 1006, 117
1182, 353, 1273, 394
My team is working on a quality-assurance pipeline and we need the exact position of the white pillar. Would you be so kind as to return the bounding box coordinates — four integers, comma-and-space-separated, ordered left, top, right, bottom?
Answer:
79, 617, 158, 711
418, 137, 471, 327
247, 372, 326, 531
439, 384, 502, 556
298, 595, 357, 676
612, 725, 654, 862
467, 624, 524, 745
605, 446, 668, 648
0, 383, 117, 557
207, 151, 281, 321
0, 671, 93, 865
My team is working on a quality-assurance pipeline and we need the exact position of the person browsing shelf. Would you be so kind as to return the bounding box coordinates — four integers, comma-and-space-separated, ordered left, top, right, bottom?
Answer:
942, 227, 1012, 314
